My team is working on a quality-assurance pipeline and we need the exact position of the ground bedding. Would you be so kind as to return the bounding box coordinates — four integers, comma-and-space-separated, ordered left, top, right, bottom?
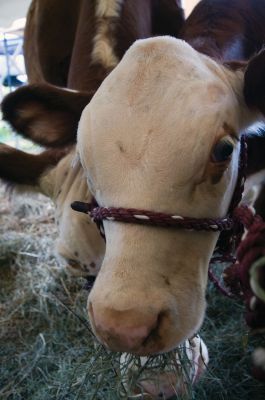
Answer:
0, 185, 265, 400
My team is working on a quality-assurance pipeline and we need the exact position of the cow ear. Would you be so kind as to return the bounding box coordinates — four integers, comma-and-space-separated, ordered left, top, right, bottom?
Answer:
244, 49, 265, 115
1, 84, 93, 147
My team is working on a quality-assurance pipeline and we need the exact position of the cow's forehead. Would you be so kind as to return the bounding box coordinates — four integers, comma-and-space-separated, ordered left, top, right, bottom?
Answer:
84, 37, 240, 139
80, 37, 241, 155
92, 36, 236, 107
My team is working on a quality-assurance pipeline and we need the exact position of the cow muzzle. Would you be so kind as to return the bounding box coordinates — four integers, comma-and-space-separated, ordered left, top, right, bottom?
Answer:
87, 277, 205, 356
88, 301, 176, 355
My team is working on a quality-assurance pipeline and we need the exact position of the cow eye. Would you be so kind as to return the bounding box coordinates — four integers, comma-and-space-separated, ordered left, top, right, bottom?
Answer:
211, 136, 234, 162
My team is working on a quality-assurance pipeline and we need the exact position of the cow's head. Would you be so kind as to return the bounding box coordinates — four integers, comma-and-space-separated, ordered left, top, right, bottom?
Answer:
77, 37, 264, 355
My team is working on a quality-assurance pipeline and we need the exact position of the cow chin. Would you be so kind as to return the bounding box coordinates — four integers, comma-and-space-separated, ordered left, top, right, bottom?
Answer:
87, 262, 207, 355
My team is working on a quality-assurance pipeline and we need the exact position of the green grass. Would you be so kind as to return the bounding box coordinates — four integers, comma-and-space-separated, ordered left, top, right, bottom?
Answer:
0, 186, 264, 400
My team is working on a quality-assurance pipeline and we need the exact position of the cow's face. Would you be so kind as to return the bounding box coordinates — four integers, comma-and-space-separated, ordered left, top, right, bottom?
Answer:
77, 37, 261, 355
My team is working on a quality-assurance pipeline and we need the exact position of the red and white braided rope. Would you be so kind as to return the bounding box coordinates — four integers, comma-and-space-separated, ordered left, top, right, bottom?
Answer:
72, 202, 235, 232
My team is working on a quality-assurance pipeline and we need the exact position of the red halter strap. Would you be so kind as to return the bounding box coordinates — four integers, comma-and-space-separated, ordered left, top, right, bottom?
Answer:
74, 203, 234, 231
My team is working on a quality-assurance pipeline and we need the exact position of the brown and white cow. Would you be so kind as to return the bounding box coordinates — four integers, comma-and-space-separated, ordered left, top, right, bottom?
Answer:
74, 0, 265, 356
0, 0, 185, 275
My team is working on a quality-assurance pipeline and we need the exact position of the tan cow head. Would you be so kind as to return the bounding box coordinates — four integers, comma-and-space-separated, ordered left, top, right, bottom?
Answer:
77, 37, 264, 355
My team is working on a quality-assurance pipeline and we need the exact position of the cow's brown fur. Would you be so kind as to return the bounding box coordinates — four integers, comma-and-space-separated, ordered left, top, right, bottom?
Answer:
244, 50, 265, 115
180, 0, 265, 61
24, 0, 83, 86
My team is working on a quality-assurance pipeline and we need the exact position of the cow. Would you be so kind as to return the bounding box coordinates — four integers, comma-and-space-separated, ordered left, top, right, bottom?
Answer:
0, 0, 185, 275
1, 0, 265, 363
73, 0, 265, 357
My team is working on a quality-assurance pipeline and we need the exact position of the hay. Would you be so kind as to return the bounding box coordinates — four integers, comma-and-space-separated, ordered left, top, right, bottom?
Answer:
0, 184, 265, 399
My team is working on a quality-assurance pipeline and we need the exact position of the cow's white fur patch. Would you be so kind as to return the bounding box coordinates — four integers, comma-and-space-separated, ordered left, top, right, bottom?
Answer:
62, 87, 79, 93
95, 0, 124, 18
91, 0, 124, 68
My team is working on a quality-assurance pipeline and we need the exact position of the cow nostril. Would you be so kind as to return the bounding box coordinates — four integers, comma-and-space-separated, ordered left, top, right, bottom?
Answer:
141, 311, 165, 347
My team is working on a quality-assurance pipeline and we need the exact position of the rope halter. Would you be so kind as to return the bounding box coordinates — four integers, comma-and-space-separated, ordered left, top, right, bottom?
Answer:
71, 202, 235, 232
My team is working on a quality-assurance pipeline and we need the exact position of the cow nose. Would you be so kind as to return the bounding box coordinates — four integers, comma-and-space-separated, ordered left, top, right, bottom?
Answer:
88, 302, 160, 352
